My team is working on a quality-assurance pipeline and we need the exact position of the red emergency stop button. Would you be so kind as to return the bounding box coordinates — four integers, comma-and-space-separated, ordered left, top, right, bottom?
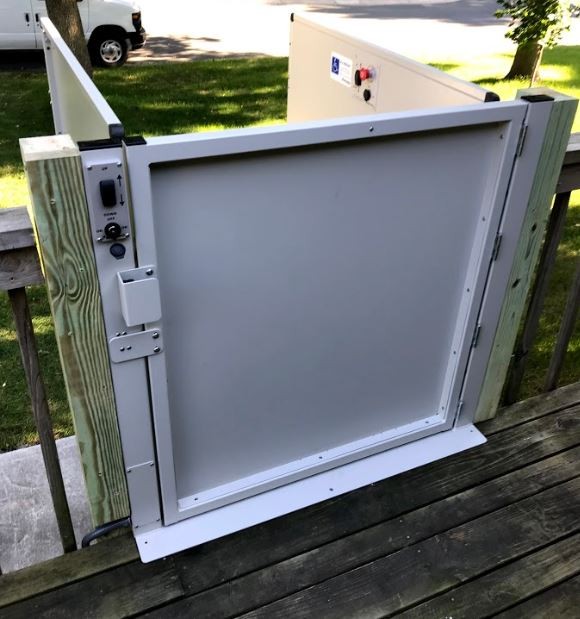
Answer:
359, 68, 371, 81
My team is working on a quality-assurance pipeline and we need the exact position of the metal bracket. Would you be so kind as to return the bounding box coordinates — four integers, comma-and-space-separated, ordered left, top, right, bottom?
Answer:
491, 233, 503, 262
117, 266, 162, 327
109, 329, 163, 363
471, 323, 482, 349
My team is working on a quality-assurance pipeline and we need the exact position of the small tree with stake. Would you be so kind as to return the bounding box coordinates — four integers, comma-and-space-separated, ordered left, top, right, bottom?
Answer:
496, 0, 571, 83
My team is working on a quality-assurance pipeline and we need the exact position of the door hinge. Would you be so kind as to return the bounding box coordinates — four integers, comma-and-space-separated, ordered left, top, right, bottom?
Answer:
471, 323, 482, 349
109, 329, 164, 363
491, 233, 503, 262
516, 124, 528, 157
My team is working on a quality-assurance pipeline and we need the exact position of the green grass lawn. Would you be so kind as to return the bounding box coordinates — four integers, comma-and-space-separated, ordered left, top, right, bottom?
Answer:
0, 48, 579, 450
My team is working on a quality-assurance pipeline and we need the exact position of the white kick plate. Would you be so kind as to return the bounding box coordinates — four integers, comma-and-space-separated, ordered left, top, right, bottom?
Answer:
135, 424, 485, 562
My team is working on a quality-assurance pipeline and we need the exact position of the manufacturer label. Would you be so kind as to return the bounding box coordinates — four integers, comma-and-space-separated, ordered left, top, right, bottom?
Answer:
330, 52, 352, 87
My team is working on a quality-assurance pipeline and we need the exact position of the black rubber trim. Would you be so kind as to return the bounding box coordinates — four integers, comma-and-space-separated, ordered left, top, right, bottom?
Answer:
290, 12, 294, 22
78, 138, 122, 151
123, 135, 147, 146
109, 123, 125, 140
521, 94, 555, 103
484, 91, 501, 103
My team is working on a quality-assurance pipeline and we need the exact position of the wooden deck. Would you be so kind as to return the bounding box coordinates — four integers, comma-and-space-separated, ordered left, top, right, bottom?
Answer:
2, 382, 580, 618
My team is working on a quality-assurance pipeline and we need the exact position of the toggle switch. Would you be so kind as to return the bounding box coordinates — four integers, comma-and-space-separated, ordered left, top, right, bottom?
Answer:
100, 179, 117, 207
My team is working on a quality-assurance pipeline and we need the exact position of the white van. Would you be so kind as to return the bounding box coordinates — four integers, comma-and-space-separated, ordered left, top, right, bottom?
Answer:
0, 0, 145, 67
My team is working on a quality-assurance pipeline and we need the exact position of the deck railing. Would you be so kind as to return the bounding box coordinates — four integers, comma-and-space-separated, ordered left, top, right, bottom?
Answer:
1, 133, 579, 570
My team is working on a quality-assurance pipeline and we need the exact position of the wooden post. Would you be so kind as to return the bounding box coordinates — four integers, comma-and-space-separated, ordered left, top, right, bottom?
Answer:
544, 258, 580, 391
8, 287, 77, 553
20, 135, 130, 526
503, 191, 572, 404
474, 91, 578, 423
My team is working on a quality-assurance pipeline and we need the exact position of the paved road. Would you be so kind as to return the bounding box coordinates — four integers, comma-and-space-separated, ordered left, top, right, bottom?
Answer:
131, 0, 579, 63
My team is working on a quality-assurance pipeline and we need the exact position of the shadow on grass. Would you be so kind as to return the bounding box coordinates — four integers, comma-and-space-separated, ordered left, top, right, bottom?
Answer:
96, 56, 289, 136
129, 35, 270, 63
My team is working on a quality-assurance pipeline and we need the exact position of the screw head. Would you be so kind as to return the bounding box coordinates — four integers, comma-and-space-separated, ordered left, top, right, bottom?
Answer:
146, 269, 154, 276
153, 346, 161, 353
119, 347, 125, 352
152, 332, 160, 340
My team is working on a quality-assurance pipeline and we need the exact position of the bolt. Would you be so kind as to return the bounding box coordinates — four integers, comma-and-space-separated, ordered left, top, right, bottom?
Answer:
146, 269, 154, 276
116, 332, 121, 337
369, 126, 374, 132
152, 332, 160, 340
150, 462, 154, 467
153, 346, 161, 353
127, 346, 132, 351
122, 331, 127, 336
120, 347, 125, 352
87, 165, 93, 170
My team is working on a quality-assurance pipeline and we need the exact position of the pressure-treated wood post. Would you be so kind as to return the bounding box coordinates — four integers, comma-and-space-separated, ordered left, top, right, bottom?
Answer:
474, 90, 577, 422
20, 135, 130, 526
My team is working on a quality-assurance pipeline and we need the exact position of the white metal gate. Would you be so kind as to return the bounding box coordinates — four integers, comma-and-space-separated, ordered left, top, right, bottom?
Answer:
38, 15, 562, 562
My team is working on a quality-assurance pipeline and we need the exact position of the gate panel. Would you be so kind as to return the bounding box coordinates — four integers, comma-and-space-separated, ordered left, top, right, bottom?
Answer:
124, 103, 526, 524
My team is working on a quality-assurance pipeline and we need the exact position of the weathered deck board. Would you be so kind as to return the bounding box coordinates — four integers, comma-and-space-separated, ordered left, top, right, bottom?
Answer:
0, 534, 138, 609
152, 446, 580, 618
1, 385, 579, 618
238, 477, 580, 619
494, 574, 580, 618
397, 533, 580, 618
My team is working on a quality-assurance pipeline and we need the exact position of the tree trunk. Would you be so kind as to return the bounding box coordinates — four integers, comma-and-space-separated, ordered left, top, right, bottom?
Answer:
505, 41, 544, 84
46, 0, 93, 78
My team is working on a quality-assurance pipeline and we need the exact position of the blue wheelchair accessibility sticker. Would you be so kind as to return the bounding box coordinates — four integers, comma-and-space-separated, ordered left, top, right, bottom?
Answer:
331, 55, 340, 75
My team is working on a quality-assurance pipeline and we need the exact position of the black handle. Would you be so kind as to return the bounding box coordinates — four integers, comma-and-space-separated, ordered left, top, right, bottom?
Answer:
25, 12, 30, 23
35, 13, 39, 23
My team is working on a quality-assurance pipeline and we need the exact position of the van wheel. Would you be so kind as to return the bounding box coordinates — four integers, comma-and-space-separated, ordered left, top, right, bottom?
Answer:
90, 34, 128, 67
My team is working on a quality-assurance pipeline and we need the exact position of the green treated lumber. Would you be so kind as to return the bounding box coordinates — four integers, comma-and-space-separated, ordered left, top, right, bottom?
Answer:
238, 476, 580, 619
398, 533, 580, 618
149, 445, 580, 618
475, 89, 577, 423
19, 135, 129, 526
0, 534, 138, 609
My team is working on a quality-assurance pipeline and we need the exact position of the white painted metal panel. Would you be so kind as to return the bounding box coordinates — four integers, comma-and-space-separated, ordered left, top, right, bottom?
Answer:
124, 102, 525, 527
288, 14, 497, 123
41, 17, 123, 142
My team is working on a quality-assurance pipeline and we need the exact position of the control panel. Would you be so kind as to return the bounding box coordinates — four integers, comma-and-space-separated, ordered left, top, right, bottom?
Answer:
85, 160, 132, 259
353, 63, 378, 107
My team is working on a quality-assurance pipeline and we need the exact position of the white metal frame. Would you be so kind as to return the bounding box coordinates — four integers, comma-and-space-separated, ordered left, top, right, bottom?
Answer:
41, 17, 123, 142
123, 101, 528, 530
